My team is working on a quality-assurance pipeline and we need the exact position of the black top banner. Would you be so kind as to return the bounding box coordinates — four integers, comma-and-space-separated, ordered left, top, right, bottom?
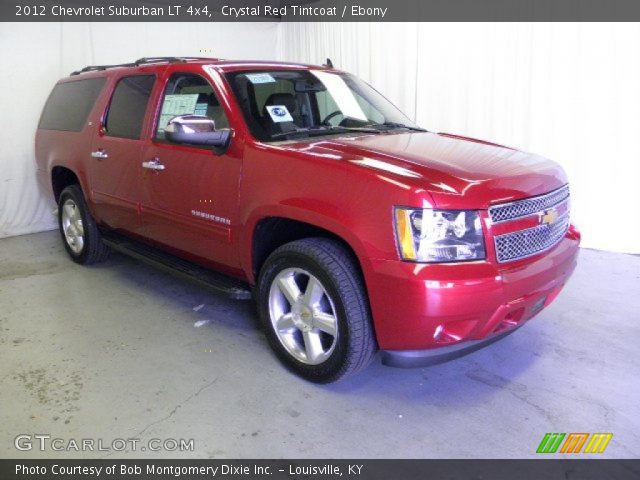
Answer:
3, 459, 640, 480
7, 0, 640, 21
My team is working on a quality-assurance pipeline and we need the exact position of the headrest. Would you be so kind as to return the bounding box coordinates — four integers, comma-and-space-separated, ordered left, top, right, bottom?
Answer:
195, 93, 220, 107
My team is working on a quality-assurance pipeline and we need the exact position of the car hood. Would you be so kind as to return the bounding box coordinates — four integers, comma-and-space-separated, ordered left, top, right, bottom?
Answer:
303, 131, 567, 209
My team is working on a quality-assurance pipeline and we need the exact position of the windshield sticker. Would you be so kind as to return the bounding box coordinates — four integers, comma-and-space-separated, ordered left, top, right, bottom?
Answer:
265, 105, 294, 123
246, 73, 276, 84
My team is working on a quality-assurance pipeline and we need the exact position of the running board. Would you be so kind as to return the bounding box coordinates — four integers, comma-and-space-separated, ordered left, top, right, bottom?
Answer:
102, 232, 253, 300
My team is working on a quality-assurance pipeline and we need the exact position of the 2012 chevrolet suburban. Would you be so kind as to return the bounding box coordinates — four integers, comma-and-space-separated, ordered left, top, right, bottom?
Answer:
35, 57, 580, 382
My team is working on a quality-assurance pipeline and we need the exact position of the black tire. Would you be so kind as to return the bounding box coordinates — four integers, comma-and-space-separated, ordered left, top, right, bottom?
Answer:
58, 184, 110, 265
257, 238, 377, 383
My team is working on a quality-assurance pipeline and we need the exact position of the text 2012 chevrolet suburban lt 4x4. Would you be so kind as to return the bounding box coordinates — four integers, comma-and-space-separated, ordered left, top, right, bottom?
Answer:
36, 57, 580, 382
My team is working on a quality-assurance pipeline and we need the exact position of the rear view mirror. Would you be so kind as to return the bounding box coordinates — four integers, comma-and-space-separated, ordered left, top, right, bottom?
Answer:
164, 115, 231, 153
294, 79, 326, 92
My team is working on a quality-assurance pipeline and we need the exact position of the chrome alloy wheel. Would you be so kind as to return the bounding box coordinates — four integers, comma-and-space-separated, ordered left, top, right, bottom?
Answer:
268, 268, 339, 365
61, 199, 85, 254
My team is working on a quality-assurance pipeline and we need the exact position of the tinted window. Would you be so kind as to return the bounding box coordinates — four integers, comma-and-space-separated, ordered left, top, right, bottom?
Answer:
156, 73, 229, 141
105, 75, 155, 139
39, 78, 106, 131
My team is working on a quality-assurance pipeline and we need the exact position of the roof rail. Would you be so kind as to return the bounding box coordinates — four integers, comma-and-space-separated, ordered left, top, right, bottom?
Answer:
70, 56, 220, 76
70, 62, 136, 76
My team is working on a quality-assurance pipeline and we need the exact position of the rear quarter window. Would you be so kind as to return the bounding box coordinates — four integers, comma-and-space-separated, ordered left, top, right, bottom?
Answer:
38, 78, 106, 131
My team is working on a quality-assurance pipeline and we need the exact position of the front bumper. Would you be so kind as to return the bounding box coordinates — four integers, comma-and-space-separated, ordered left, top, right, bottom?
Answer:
365, 225, 580, 361
381, 325, 522, 367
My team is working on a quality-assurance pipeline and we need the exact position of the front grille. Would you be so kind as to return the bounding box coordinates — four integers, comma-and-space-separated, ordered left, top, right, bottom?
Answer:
491, 184, 571, 263
494, 213, 570, 262
488, 185, 570, 223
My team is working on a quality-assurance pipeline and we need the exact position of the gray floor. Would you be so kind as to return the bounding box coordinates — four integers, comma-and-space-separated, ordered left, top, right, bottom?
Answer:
1, 230, 638, 459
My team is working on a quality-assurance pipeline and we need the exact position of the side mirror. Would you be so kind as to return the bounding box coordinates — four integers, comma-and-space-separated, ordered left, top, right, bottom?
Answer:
164, 115, 231, 153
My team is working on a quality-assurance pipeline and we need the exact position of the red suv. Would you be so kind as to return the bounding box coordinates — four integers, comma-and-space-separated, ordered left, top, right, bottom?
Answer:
35, 57, 580, 382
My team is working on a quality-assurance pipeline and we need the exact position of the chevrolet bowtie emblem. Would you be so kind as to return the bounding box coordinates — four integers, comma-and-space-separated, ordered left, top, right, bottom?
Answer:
540, 208, 558, 225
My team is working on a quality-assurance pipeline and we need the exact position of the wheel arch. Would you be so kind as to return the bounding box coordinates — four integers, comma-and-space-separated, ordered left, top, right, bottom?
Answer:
51, 166, 82, 202
250, 216, 368, 282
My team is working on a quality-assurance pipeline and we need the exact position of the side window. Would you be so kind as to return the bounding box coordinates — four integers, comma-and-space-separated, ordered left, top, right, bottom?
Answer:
105, 75, 155, 139
156, 73, 229, 141
39, 78, 106, 131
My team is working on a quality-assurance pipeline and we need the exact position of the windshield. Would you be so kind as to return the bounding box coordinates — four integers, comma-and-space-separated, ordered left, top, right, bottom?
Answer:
225, 69, 421, 142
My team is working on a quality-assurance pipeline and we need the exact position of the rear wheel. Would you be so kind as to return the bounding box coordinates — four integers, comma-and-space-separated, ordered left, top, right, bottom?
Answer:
257, 238, 377, 383
58, 185, 110, 264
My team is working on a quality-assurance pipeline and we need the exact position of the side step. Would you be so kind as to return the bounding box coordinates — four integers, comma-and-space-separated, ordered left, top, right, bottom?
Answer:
102, 232, 253, 300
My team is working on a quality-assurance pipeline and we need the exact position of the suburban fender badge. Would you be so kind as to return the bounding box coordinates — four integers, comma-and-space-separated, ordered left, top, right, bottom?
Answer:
191, 209, 231, 225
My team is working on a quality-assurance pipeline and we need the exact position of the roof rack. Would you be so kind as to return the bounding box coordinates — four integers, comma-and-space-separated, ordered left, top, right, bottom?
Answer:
70, 56, 219, 76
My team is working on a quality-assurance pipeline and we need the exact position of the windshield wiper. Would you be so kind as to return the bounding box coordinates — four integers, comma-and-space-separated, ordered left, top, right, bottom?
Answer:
372, 122, 428, 132
271, 125, 381, 140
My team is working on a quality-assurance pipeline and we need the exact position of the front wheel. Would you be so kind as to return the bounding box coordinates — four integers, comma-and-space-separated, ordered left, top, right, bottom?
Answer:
257, 238, 377, 383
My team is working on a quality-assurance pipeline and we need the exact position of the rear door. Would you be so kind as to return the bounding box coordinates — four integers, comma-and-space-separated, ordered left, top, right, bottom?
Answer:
138, 69, 243, 273
88, 73, 158, 231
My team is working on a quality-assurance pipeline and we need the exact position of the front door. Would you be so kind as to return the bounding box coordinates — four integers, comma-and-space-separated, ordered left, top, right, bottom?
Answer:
138, 71, 243, 273
89, 73, 157, 231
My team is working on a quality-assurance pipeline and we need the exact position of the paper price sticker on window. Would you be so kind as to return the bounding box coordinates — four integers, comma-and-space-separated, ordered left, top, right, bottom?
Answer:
157, 94, 199, 133
265, 105, 294, 123
246, 73, 276, 84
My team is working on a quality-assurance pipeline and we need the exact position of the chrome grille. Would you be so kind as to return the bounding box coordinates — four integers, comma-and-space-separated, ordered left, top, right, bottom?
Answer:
489, 185, 570, 223
491, 184, 571, 263
494, 213, 570, 262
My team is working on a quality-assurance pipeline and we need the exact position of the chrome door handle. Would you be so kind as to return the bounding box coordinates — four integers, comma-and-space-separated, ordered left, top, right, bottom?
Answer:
142, 158, 165, 171
91, 150, 108, 159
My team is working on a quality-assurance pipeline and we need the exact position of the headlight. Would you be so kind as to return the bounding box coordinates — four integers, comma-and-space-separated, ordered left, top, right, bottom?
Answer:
394, 208, 486, 262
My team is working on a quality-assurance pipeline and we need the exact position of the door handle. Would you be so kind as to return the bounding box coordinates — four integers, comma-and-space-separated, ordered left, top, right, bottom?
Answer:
142, 158, 165, 171
91, 149, 108, 159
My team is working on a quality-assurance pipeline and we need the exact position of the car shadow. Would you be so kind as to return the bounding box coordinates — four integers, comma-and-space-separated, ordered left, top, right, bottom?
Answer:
88, 249, 543, 406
